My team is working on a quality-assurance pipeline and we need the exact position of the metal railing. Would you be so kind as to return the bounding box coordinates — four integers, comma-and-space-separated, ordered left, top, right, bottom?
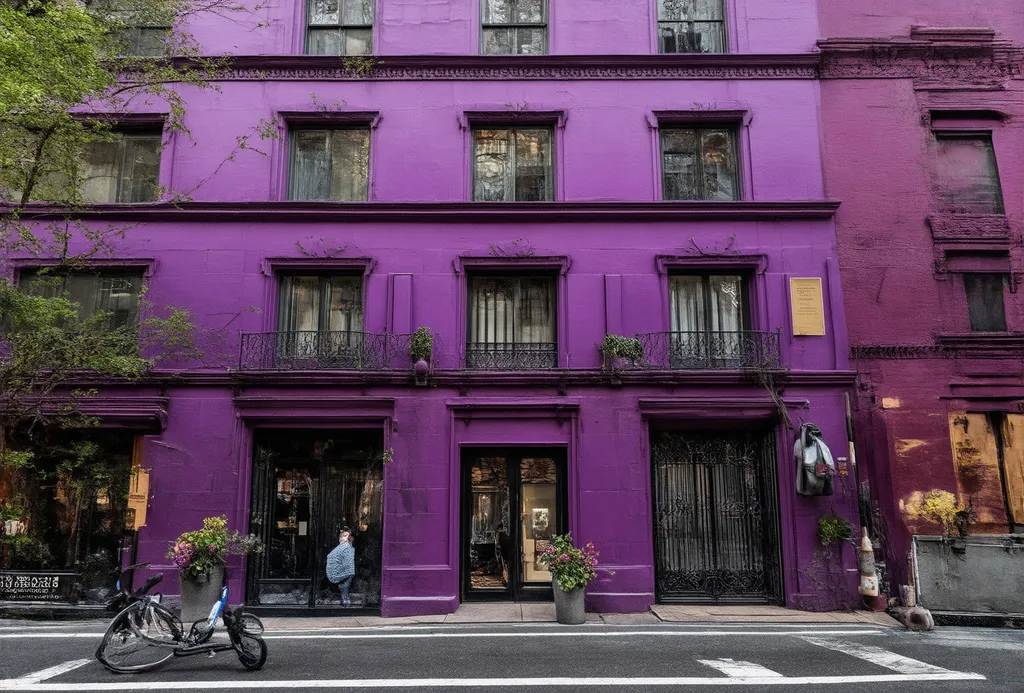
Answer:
465, 342, 558, 370
630, 331, 782, 371
239, 331, 414, 371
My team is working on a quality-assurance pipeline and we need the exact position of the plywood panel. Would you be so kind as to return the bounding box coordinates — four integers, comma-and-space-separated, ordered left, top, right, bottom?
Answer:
948, 413, 1007, 532
1000, 414, 1024, 525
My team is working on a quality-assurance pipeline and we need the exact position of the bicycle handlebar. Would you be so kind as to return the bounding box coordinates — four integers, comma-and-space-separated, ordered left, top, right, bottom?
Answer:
133, 572, 164, 596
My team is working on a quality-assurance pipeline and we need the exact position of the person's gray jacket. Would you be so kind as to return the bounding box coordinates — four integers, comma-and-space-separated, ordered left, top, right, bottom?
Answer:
326, 542, 355, 583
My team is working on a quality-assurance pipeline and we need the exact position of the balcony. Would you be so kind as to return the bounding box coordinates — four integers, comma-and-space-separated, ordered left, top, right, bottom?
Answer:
630, 331, 782, 371
239, 331, 413, 371
465, 342, 558, 370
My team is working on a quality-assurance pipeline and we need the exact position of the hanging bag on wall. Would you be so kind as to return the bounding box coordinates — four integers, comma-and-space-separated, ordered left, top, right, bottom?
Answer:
795, 423, 835, 496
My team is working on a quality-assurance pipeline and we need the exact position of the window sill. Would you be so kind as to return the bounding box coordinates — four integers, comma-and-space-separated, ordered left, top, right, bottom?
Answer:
936, 333, 1024, 357
927, 214, 1010, 243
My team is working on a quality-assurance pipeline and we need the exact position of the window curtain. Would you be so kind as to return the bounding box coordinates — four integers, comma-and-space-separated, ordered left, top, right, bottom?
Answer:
670, 275, 743, 332
470, 276, 554, 345
279, 276, 363, 333
292, 129, 369, 201
81, 135, 160, 203
22, 272, 141, 329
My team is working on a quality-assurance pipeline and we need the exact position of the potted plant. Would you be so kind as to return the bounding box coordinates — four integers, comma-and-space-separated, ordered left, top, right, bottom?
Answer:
167, 515, 262, 623
539, 533, 599, 625
410, 326, 433, 386
600, 334, 643, 371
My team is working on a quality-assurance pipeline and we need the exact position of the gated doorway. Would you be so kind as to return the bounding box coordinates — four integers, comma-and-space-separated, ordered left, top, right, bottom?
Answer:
650, 430, 782, 604
246, 429, 384, 609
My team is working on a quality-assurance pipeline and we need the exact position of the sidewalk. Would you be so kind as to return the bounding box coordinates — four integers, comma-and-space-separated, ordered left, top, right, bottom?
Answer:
259, 603, 901, 630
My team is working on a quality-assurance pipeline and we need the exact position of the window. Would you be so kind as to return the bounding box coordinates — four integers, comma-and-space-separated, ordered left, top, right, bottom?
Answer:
307, 0, 373, 55
481, 0, 547, 55
473, 128, 553, 201
81, 132, 162, 203
467, 275, 557, 369
122, 24, 171, 57
657, 0, 726, 54
661, 128, 738, 200
934, 134, 1004, 214
21, 270, 143, 330
289, 129, 370, 201
669, 274, 749, 367
277, 275, 365, 366
964, 274, 1008, 332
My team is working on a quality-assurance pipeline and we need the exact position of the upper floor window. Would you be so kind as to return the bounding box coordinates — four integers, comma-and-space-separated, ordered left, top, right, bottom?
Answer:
669, 273, 750, 368
21, 270, 143, 330
82, 131, 162, 203
278, 275, 363, 334
307, 0, 373, 56
481, 0, 547, 55
657, 0, 726, 54
467, 275, 556, 369
934, 133, 1004, 214
290, 128, 370, 201
964, 273, 1007, 332
661, 127, 738, 201
473, 128, 553, 201
122, 23, 171, 57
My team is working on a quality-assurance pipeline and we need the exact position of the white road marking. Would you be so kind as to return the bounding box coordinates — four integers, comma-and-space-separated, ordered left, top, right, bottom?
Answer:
698, 659, 784, 678
0, 628, 885, 640
800, 635, 958, 675
9, 660, 91, 684
0, 673, 988, 690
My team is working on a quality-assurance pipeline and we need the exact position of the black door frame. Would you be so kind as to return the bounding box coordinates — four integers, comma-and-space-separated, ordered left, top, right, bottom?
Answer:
460, 447, 568, 602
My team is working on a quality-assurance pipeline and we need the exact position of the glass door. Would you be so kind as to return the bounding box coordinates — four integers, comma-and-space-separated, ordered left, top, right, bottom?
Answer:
461, 449, 566, 601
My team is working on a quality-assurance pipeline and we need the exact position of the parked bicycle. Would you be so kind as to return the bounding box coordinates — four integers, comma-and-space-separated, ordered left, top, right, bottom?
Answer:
95, 571, 267, 673
104, 562, 160, 614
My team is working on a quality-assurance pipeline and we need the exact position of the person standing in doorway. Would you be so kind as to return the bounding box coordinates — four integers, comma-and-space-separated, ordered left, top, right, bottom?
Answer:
326, 527, 356, 606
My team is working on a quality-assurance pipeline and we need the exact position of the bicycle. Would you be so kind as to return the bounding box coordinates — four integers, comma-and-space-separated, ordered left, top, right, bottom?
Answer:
104, 562, 161, 614
95, 571, 267, 674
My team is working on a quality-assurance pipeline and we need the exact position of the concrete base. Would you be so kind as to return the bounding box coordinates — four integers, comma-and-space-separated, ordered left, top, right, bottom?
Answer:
650, 604, 901, 626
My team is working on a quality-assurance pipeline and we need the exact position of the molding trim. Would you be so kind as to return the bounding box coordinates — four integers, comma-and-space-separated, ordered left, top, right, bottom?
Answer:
171, 54, 821, 82
453, 255, 570, 276
262, 256, 376, 276
446, 399, 580, 422
852, 335, 1024, 360
75, 397, 169, 430
4, 200, 841, 223
655, 253, 768, 275
233, 395, 396, 422
928, 214, 1012, 244
639, 396, 809, 420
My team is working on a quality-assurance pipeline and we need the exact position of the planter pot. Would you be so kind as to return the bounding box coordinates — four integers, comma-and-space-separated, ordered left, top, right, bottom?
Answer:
178, 566, 224, 624
864, 594, 888, 612
552, 580, 586, 625
413, 358, 430, 386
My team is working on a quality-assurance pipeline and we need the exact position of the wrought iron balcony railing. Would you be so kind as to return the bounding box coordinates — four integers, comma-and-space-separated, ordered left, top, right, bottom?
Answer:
239, 331, 414, 371
465, 342, 558, 370
629, 331, 782, 371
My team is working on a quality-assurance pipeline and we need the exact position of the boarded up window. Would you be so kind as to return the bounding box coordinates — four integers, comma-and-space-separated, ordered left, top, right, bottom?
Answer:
1000, 415, 1024, 528
963, 273, 1008, 332
948, 413, 1021, 533
933, 134, 1004, 214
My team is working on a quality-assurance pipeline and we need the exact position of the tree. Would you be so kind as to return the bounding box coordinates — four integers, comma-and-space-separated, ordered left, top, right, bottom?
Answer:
0, 0, 260, 572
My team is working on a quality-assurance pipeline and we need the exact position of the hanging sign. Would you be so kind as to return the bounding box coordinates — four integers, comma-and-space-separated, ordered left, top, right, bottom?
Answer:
127, 468, 150, 530
790, 277, 826, 336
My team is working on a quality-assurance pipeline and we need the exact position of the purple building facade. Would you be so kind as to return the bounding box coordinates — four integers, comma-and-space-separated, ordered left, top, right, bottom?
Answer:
818, 2, 1024, 590
9, 0, 862, 615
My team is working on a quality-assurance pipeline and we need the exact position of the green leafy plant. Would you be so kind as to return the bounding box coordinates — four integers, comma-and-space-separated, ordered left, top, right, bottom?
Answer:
817, 513, 853, 547
167, 515, 263, 583
410, 326, 433, 362
538, 533, 599, 592
911, 490, 976, 538
600, 334, 643, 362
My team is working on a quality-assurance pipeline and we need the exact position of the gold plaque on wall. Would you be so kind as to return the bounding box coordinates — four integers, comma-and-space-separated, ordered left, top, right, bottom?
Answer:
790, 277, 826, 336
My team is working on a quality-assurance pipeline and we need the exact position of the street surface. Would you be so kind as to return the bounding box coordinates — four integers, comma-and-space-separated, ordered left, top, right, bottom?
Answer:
0, 619, 1021, 691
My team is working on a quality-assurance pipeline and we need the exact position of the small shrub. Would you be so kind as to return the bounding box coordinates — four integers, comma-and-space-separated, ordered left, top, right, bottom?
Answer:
410, 326, 433, 362
600, 334, 643, 362
818, 513, 853, 547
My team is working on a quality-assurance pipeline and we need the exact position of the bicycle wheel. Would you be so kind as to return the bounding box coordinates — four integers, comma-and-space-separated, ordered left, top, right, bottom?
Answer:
96, 602, 176, 673
226, 610, 267, 671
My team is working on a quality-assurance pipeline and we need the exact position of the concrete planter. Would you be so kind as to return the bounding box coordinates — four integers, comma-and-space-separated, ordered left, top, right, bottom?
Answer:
914, 535, 1024, 614
552, 580, 586, 625
178, 566, 224, 624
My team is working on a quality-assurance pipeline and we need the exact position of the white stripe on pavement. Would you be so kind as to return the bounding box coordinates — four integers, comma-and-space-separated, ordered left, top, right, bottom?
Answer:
698, 659, 784, 678
0, 628, 885, 640
0, 673, 988, 690
11, 660, 91, 684
799, 635, 956, 675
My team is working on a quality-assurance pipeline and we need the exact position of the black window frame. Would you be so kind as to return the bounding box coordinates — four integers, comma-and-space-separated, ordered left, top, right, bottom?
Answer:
466, 273, 558, 369
305, 0, 374, 56
660, 126, 740, 201
276, 273, 365, 334
668, 272, 751, 331
287, 126, 372, 202
471, 126, 555, 202
480, 0, 548, 55
964, 273, 1008, 333
656, 0, 727, 54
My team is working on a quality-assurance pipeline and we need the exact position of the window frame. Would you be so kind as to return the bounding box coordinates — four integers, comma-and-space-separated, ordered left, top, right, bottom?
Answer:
963, 272, 1009, 333
287, 126, 372, 202
932, 131, 1005, 215
275, 272, 366, 334
655, 0, 728, 55
668, 272, 752, 332
80, 129, 163, 204
658, 125, 740, 202
465, 272, 559, 370
470, 125, 556, 202
18, 268, 146, 331
305, 0, 375, 56
479, 0, 549, 55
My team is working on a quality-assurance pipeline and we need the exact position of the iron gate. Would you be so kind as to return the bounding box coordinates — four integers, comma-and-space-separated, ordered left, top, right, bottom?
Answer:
651, 430, 782, 604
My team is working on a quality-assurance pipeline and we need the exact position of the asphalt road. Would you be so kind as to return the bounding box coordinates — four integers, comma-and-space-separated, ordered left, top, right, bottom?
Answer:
1, 620, 1022, 691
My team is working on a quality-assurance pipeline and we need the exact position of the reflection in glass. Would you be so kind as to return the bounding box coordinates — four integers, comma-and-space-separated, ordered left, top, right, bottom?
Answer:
520, 458, 557, 583
467, 458, 510, 590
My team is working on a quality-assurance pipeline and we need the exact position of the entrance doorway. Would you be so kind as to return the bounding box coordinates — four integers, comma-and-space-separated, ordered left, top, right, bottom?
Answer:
650, 430, 782, 604
460, 449, 567, 601
246, 429, 384, 609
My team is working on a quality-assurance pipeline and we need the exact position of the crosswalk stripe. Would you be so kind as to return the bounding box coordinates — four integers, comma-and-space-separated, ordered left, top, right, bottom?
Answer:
799, 635, 956, 675
698, 659, 784, 678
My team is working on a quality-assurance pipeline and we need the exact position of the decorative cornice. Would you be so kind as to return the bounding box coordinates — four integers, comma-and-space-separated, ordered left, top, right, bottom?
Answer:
851, 345, 949, 360
928, 214, 1011, 244
818, 35, 1024, 84
4, 200, 841, 223
190, 54, 820, 82
852, 335, 1024, 361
